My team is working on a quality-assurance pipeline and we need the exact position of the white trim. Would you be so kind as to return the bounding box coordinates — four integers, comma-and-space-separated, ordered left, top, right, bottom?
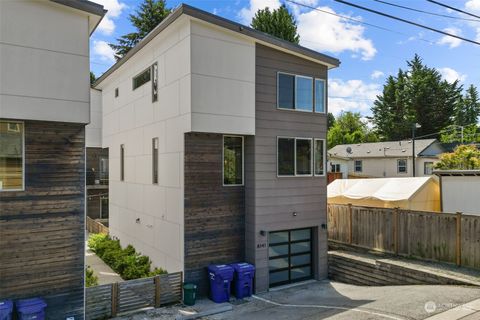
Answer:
0, 120, 25, 192
314, 138, 326, 176
314, 79, 326, 114
222, 135, 244, 187
277, 136, 318, 178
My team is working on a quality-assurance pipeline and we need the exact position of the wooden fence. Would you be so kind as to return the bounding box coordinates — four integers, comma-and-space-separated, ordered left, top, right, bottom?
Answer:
327, 204, 480, 269
86, 272, 183, 319
86, 216, 109, 234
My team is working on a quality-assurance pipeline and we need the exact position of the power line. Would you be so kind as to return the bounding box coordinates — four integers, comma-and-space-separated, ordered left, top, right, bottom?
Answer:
374, 0, 480, 22
334, 0, 480, 46
285, 0, 435, 44
426, 0, 480, 20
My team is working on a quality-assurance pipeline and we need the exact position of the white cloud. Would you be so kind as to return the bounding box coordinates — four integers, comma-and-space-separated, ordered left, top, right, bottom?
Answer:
328, 79, 381, 115
297, 6, 376, 60
238, 0, 281, 25
371, 70, 384, 79
93, 40, 116, 63
437, 27, 462, 48
92, 0, 127, 35
438, 67, 467, 83
465, 1, 480, 41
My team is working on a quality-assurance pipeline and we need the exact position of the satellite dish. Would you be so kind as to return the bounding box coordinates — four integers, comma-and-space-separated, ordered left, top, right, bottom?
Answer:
346, 146, 352, 154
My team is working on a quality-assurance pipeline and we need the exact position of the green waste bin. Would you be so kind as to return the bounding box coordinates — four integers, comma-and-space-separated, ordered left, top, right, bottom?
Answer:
183, 283, 197, 306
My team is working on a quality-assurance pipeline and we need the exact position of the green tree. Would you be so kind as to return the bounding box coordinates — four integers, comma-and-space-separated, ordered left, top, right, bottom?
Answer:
327, 111, 378, 148
110, 0, 171, 60
371, 55, 462, 140
435, 145, 480, 170
90, 72, 96, 86
327, 112, 335, 130
440, 124, 479, 143
454, 84, 480, 126
251, 5, 300, 43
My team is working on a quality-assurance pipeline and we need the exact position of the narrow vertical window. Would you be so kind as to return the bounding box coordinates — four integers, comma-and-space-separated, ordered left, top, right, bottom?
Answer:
277, 138, 295, 176
120, 144, 125, 181
295, 138, 312, 175
223, 136, 243, 186
315, 79, 325, 113
151, 62, 158, 102
354, 160, 362, 173
278, 73, 295, 109
115, 88, 119, 98
295, 76, 313, 111
424, 162, 434, 175
152, 138, 159, 184
397, 159, 407, 173
314, 139, 325, 176
0, 121, 24, 191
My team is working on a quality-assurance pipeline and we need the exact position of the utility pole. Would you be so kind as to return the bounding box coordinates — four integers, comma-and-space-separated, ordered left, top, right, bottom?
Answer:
412, 123, 421, 177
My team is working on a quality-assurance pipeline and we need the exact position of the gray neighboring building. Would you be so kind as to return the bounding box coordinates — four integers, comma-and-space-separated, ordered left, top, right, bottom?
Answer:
94, 4, 339, 294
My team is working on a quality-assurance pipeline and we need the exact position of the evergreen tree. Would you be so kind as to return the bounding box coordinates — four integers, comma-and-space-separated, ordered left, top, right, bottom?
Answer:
251, 5, 300, 44
90, 72, 96, 86
371, 55, 462, 140
454, 84, 480, 126
110, 0, 171, 60
327, 112, 335, 130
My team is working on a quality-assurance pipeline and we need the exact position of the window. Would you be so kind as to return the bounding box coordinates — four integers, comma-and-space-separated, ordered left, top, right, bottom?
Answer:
120, 144, 125, 181
277, 137, 315, 176
354, 160, 362, 173
151, 62, 158, 102
296, 138, 312, 175
278, 73, 295, 109
424, 162, 434, 175
0, 121, 24, 191
132, 67, 151, 90
99, 155, 109, 184
115, 88, 119, 98
100, 195, 109, 219
331, 163, 341, 173
397, 159, 407, 173
295, 76, 313, 112
152, 138, 159, 184
223, 136, 243, 186
314, 139, 325, 175
315, 79, 326, 113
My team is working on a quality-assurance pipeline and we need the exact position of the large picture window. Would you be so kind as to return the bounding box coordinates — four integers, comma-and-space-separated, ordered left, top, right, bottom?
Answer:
277, 138, 295, 176
295, 138, 312, 175
295, 76, 313, 112
223, 136, 243, 186
314, 139, 325, 176
277, 137, 316, 177
277, 73, 325, 113
0, 121, 24, 191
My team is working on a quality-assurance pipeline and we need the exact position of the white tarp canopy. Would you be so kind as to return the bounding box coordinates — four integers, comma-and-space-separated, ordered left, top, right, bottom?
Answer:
328, 177, 440, 211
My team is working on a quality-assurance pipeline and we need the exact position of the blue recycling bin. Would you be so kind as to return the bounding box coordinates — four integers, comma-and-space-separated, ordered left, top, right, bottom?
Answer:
16, 298, 47, 320
230, 263, 255, 299
208, 264, 234, 303
0, 300, 13, 320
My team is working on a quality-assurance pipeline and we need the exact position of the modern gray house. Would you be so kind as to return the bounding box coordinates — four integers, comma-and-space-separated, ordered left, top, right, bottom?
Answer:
93, 4, 339, 293
0, 0, 105, 318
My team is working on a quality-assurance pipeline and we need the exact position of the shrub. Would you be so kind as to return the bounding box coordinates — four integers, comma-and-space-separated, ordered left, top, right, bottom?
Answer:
87, 234, 167, 280
86, 266, 98, 287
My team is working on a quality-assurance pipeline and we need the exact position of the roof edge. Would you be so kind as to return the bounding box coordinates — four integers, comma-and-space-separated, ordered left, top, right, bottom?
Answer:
94, 3, 340, 88
50, 0, 107, 17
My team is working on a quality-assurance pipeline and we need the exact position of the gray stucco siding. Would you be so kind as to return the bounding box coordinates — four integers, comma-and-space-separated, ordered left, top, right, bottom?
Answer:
246, 44, 328, 292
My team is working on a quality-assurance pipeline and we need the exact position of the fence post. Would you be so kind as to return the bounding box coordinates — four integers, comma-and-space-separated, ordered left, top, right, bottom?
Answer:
348, 203, 353, 244
456, 212, 462, 266
154, 275, 161, 308
111, 282, 119, 317
393, 208, 399, 255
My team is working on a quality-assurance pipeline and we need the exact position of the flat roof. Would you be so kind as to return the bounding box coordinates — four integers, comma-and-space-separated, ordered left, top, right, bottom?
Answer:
50, 0, 107, 17
94, 3, 340, 87
434, 170, 480, 176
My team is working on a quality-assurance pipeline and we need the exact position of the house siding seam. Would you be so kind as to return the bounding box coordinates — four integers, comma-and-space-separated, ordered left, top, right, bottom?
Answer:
247, 44, 329, 292
184, 132, 245, 295
0, 121, 85, 319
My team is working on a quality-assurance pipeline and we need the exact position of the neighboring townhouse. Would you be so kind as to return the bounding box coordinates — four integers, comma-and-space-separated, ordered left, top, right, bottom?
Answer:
0, 0, 105, 318
86, 88, 109, 221
93, 4, 339, 293
328, 139, 445, 179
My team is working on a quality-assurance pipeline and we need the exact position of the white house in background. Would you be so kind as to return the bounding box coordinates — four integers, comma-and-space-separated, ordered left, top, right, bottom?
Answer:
434, 170, 480, 215
328, 139, 445, 178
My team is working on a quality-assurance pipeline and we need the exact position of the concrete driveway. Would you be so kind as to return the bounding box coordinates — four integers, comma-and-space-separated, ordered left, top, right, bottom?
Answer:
208, 281, 480, 320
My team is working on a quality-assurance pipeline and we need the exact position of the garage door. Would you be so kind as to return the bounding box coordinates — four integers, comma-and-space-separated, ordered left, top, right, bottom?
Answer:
268, 228, 313, 287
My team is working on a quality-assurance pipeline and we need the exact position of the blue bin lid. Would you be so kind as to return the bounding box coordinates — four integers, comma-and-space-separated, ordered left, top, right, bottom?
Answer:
16, 298, 46, 309
230, 262, 255, 273
208, 264, 234, 278
18, 303, 47, 314
0, 300, 13, 311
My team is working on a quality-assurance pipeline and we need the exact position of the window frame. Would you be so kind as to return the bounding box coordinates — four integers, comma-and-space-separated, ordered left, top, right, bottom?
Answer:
424, 161, 434, 175
354, 160, 363, 173
222, 135, 244, 187
132, 67, 151, 90
295, 138, 313, 176
0, 120, 25, 192
277, 136, 317, 178
314, 138, 326, 176
277, 72, 315, 113
120, 144, 125, 182
397, 159, 408, 174
314, 79, 326, 113
152, 138, 159, 184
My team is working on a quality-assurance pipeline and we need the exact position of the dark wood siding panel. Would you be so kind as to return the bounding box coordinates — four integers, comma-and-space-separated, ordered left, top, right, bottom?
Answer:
184, 133, 245, 295
0, 121, 85, 319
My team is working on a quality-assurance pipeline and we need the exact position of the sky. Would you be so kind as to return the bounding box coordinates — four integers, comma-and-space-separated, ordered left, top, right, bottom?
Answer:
89, 0, 480, 118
